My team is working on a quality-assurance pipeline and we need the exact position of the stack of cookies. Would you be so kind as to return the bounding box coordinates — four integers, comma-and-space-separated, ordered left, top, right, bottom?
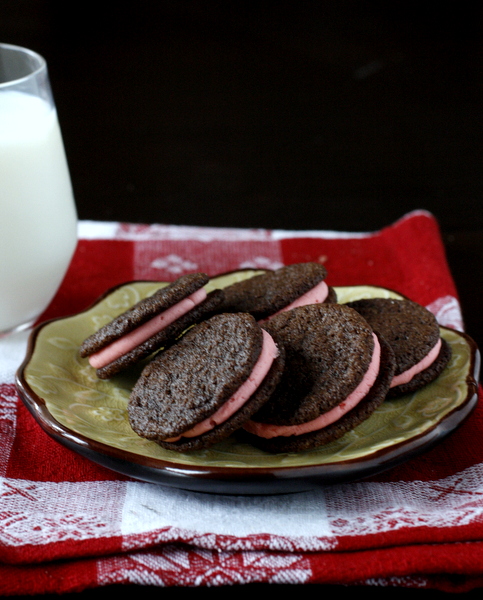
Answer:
79, 263, 451, 454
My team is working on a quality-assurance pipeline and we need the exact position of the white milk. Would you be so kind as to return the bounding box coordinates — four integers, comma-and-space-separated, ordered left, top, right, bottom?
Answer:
0, 91, 78, 333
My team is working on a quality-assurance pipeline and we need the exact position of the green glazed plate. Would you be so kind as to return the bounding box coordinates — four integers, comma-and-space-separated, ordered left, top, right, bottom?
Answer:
16, 271, 480, 494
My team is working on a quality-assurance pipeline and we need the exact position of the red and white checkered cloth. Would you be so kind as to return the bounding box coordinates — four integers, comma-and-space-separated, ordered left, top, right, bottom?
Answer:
1, 210, 482, 595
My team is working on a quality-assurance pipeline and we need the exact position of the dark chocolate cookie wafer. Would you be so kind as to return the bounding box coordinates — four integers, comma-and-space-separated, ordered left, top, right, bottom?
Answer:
241, 303, 395, 453
80, 273, 224, 379
346, 297, 451, 398
218, 262, 337, 321
128, 312, 285, 452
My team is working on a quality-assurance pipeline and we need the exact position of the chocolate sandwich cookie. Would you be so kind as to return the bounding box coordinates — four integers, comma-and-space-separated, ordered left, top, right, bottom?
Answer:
80, 273, 224, 379
218, 262, 337, 322
345, 297, 451, 398
128, 312, 285, 452
241, 303, 395, 453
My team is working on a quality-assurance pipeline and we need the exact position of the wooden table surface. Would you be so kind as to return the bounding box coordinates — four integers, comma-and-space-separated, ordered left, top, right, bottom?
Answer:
2, 2, 482, 597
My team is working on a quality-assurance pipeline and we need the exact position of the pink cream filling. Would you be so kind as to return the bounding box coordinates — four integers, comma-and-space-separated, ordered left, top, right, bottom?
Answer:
88, 288, 208, 369
164, 329, 279, 442
390, 337, 442, 388
243, 333, 381, 439
259, 280, 329, 323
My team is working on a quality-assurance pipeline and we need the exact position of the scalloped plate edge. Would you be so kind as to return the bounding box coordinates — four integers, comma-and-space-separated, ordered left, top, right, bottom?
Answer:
15, 279, 481, 494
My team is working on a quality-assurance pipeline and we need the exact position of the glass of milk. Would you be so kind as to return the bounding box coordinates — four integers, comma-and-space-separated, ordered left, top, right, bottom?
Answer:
0, 43, 78, 335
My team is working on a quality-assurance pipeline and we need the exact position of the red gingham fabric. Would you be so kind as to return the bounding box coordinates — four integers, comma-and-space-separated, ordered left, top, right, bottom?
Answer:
1, 210, 481, 595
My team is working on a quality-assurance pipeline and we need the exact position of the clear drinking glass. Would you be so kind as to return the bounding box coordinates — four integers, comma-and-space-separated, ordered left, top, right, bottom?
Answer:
0, 43, 78, 335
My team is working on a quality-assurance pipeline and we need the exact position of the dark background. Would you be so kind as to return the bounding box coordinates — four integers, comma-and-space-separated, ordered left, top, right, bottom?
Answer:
2, 1, 483, 597
6, 1, 482, 232
2, 0, 481, 228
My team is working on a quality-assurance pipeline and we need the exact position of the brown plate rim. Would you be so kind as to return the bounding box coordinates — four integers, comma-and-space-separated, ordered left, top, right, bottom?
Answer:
15, 279, 481, 495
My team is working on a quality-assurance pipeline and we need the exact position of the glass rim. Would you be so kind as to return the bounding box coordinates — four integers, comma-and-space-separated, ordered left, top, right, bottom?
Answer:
0, 42, 47, 89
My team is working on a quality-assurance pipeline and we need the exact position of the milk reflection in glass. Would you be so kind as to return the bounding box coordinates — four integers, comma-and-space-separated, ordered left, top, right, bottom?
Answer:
0, 45, 77, 334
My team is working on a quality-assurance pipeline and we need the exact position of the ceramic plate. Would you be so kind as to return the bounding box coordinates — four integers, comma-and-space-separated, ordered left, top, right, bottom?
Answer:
16, 272, 480, 495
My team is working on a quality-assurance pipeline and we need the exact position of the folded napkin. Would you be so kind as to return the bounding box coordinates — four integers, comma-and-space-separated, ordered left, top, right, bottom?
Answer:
1, 210, 482, 595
